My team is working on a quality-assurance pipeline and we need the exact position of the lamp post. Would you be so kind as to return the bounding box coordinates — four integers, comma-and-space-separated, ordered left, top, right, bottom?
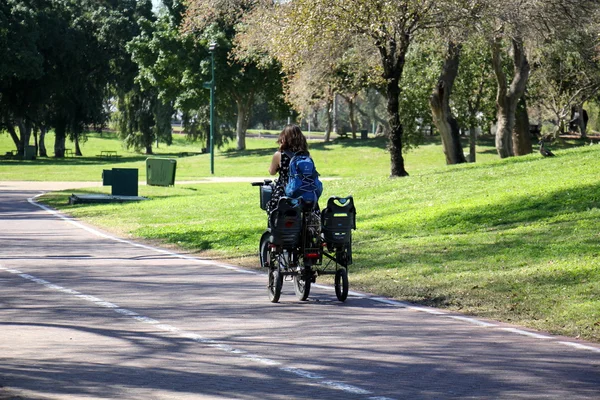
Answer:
205, 42, 217, 175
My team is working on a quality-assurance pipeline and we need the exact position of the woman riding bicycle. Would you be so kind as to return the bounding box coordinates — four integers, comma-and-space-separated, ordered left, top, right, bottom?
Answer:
266, 124, 311, 214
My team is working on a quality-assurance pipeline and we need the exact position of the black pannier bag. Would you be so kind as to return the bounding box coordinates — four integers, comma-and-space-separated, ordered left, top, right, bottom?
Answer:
268, 197, 302, 247
321, 196, 356, 246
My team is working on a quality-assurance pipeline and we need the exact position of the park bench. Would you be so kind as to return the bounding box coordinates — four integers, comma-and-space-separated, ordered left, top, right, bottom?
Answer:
97, 150, 120, 159
64, 148, 73, 157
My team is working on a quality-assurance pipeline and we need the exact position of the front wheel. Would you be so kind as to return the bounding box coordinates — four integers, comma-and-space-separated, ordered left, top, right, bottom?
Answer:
259, 231, 271, 268
293, 269, 311, 301
334, 268, 348, 302
268, 268, 283, 303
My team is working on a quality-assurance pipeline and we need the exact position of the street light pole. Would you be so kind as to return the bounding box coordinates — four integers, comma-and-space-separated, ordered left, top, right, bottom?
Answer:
208, 42, 216, 175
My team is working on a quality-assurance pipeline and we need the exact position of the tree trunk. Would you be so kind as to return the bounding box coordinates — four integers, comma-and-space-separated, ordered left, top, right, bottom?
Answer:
53, 119, 67, 158
491, 36, 530, 159
379, 36, 410, 177
348, 95, 357, 139
340, 94, 358, 139
512, 96, 532, 156
39, 126, 48, 157
235, 96, 252, 151
495, 99, 516, 157
577, 104, 587, 138
469, 126, 477, 162
430, 41, 466, 165
17, 119, 32, 156
386, 77, 408, 176
7, 125, 20, 151
75, 135, 83, 156
33, 126, 39, 156
332, 93, 338, 136
324, 92, 333, 142
466, 72, 486, 163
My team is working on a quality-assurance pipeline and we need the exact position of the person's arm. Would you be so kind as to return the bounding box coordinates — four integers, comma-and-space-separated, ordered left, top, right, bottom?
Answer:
268, 151, 281, 175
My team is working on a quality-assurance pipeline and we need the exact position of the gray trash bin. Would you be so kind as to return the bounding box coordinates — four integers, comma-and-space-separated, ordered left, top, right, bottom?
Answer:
146, 158, 177, 186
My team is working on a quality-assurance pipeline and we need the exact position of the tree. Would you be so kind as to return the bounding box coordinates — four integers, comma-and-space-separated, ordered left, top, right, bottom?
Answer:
182, 0, 286, 151
529, 30, 600, 138
0, 0, 145, 157
0, 0, 49, 155
452, 35, 496, 162
427, 1, 497, 164
114, 87, 173, 154
481, 0, 599, 157
490, 34, 530, 158
395, 39, 441, 150
240, 0, 452, 176
129, 2, 213, 149
430, 41, 466, 164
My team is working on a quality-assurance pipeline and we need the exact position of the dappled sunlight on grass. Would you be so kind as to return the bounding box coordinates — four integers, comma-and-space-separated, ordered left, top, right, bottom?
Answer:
29, 133, 600, 342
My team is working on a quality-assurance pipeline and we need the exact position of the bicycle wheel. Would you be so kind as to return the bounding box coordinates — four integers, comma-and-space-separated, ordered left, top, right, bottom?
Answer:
259, 231, 270, 268
334, 268, 348, 302
293, 268, 311, 301
268, 268, 283, 303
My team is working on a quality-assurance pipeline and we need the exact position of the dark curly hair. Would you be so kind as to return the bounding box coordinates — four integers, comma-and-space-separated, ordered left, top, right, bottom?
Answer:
277, 124, 308, 154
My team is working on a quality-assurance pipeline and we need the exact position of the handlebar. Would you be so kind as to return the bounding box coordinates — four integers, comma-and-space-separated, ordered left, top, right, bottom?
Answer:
251, 179, 272, 187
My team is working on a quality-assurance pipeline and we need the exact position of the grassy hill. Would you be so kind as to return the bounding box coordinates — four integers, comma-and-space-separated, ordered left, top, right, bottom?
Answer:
2, 131, 599, 341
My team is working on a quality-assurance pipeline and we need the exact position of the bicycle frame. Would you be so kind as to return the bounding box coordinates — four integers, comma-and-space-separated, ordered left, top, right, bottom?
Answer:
253, 179, 354, 302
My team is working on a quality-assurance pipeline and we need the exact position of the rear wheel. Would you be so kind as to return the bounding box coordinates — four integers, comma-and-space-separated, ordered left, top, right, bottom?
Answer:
334, 268, 348, 302
293, 268, 311, 301
268, 268, 283, 303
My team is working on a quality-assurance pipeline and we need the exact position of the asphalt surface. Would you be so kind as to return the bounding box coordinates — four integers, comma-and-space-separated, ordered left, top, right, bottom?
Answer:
1, 182, 599, 399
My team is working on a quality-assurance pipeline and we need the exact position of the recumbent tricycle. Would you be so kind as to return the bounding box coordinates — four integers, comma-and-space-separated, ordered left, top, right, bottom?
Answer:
251, 179, 356, 303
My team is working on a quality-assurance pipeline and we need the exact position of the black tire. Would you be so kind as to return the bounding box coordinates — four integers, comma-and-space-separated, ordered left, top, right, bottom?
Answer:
336, 243, 351, 267
268, 268, 283, 303
259, 231, 270, 268
293, 269, 311, 301
334, 268, 348, 302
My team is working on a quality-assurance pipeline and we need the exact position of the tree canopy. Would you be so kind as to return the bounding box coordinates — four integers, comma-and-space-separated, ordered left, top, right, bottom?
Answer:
1, 0, 599, 169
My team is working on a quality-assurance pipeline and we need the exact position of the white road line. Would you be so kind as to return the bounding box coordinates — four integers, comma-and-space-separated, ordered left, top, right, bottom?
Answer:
370, 297, 408, 307
280, 366, 324, 380
0, 265, 382, 398
499, 327, 554, 340
321, 380, 371, 395
404, 306, 447, 315
445, 316, 497, 328
22, 195, 600, 355
558, 341, 600, 353
114, 308, 138, 316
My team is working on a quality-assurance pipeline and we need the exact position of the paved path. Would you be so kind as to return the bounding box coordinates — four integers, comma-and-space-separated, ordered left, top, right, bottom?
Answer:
1, 183, 599, 399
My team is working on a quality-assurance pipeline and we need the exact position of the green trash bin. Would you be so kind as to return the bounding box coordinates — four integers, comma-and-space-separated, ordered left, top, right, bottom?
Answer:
146, 158, 177, 186
102, 169, 113, 186
23, 145, 37, 160
101, 168, 138, 196
111, 168, 138, 196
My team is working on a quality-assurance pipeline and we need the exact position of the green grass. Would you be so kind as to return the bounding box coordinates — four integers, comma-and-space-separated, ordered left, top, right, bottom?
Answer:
1, 130, 498, 180
3, 130, 599, 341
